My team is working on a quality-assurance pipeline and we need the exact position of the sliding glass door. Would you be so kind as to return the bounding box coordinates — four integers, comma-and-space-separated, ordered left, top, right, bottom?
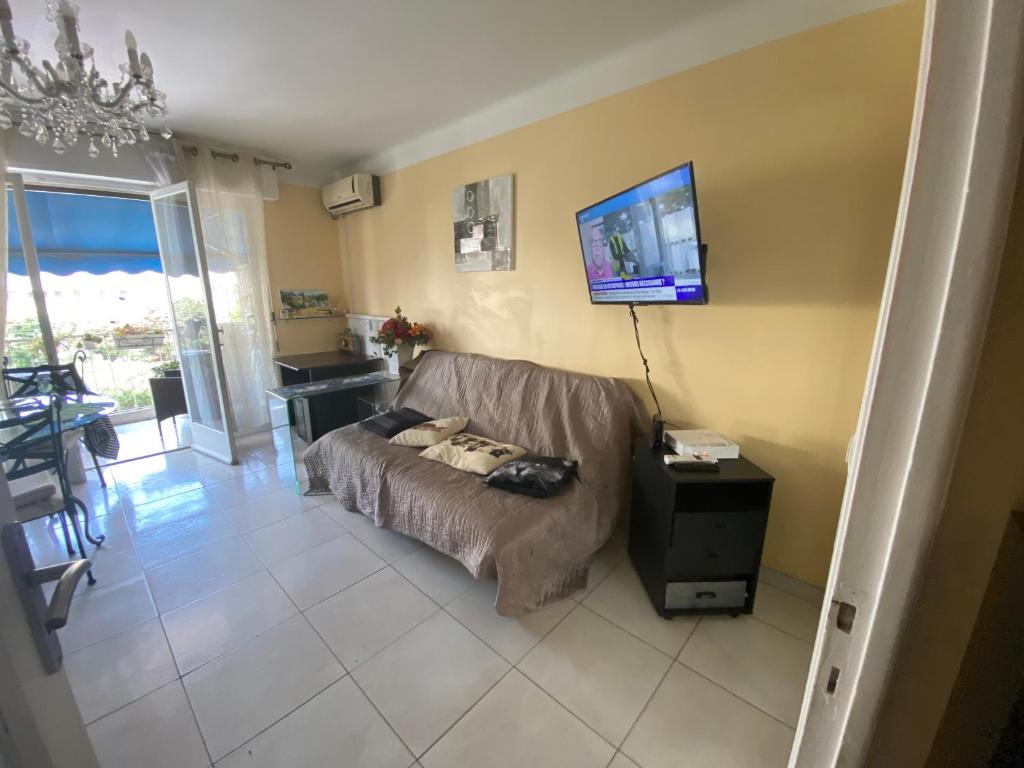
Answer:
150, 182, 238, 464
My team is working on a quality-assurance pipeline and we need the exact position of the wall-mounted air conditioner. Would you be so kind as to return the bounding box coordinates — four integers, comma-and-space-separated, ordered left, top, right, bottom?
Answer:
322, 174, 380, 216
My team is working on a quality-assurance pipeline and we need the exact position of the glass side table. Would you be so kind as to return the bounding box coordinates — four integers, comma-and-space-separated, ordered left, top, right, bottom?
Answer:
355, 380, 402, 420
265, 371, 402, 495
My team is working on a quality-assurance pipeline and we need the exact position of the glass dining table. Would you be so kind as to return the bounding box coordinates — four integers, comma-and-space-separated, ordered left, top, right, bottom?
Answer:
0, 392, 116, 550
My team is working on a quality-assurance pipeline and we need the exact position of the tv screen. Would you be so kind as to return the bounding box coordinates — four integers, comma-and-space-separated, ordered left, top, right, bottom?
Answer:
576, 162, 707, 305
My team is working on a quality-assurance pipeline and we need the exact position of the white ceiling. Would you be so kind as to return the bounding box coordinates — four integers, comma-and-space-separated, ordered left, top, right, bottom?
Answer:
9, 0, 901, 185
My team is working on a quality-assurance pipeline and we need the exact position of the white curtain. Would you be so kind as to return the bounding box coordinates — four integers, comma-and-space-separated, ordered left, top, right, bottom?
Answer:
178, 141, 276, 435
140, 134, 184, 187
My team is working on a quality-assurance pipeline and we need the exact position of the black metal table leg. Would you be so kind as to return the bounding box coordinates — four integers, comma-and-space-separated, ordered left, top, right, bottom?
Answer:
72, 497, 105, 547
63, 507, 95, 585
55, 511, 75, 557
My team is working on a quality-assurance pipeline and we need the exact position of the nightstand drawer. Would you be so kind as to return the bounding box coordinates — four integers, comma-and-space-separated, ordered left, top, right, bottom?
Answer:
665, 579, 748, 610
672, 482, 772, 514
670, 510, 767, 575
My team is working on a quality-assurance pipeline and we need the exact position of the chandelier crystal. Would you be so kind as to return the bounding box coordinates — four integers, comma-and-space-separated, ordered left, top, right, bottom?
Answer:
0, 0, 170, 157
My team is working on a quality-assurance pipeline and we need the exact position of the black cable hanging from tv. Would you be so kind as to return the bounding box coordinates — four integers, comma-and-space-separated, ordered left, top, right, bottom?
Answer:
628, 302, 662, 418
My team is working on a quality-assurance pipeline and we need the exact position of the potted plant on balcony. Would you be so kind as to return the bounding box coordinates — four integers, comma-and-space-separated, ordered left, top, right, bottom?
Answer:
113, 317, 167, 350
80, 331, 104, 350
370, 307, 431, 374
151, 359, 180, 378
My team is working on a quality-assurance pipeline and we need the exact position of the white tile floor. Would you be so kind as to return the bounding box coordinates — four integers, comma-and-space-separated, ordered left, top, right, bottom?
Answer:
23, 434, 821, 768
80, 416, 191, 470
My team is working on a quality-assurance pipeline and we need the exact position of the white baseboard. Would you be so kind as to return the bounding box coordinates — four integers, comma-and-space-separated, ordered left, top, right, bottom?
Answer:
759, 566, 825, 607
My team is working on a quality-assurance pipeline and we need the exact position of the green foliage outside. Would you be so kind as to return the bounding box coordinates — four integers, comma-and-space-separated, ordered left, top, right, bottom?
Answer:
4, 316, 178, 412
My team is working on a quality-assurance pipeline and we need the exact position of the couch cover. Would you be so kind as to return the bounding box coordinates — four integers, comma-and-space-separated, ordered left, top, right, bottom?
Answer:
304, 350, 642, 615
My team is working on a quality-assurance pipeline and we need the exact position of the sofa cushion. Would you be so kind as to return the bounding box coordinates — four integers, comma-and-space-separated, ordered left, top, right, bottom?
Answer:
359, 407, 431, 438
420, 432, 526, 475
389, 416, 469, 447
484, 455, 578, 498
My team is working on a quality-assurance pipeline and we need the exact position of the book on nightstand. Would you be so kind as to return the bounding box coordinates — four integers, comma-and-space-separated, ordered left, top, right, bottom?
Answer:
664, 429, 740, 459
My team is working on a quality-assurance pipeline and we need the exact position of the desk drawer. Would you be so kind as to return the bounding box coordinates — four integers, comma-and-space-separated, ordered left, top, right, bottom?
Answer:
670, 510, 767, 576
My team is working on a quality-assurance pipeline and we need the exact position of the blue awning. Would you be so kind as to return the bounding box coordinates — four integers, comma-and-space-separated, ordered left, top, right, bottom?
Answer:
7, 189, 162, 276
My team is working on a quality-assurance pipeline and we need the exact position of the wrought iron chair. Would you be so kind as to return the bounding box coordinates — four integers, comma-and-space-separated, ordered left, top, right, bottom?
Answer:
1, 395, 96, 585
2, 351, 118, 486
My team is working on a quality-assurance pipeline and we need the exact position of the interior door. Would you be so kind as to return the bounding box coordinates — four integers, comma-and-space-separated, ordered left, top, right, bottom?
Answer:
150, 181, 238, 464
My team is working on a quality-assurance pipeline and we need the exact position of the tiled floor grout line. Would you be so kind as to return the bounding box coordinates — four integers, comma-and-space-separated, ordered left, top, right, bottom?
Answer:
676, 660, 798, 732
416, 665, 518, 761
206, 673, 345, 766
93, 443, 191, 469
612, 626, 693, 760
596, 614, 707, 767
326, 571, 448, 673
271, 560, 424, 763
296, 558, 391, 613
162, 627, 216, 766
345, 663, 420, 764
74, 626, 177, 729
618, 668, 670, 758
675, 615, 702, 661
511, 648, 623, 755
581, 599, 696, 664
748, 614, 816, 646
463, 600, 620, 755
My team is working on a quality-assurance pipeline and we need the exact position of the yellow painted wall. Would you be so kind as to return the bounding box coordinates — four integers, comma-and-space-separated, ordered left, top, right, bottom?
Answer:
339, 2, 923, 587
264, 182, 346, 355
865, 140, 1024, 768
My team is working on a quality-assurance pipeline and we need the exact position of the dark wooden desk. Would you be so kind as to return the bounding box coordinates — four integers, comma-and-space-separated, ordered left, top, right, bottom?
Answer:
273, 351, 385, 440
273, 351, 383, 386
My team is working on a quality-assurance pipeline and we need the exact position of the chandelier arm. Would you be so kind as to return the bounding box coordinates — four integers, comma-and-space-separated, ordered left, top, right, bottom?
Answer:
0, 76, 48, 104
89, 87, 132, 111
9, 55, 61, 98
87, 76, 142, 111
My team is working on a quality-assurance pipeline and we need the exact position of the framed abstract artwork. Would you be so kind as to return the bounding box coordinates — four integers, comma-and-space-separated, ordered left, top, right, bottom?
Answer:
453, 174, 514, 272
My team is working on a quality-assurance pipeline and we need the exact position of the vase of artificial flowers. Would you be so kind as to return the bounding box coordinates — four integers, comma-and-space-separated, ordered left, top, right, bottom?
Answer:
370, 306, 431, 373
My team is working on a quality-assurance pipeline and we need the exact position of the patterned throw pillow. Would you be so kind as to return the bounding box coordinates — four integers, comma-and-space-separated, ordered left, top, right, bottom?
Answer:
389, 416, 469, 447
419, 433, 527, 475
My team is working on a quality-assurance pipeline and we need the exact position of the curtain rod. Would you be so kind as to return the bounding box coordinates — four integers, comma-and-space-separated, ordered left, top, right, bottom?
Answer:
180, 144, 293, 171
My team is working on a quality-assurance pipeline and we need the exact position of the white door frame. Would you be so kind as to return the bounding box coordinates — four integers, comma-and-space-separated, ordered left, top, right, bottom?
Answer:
791, 1, 1024, 765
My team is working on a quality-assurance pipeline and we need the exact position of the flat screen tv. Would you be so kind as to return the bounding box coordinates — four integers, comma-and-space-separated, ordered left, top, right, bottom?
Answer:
576, 162, 707, 305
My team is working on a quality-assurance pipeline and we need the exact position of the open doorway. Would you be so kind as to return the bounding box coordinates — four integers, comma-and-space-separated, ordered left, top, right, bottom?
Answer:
4, 186, 191, 466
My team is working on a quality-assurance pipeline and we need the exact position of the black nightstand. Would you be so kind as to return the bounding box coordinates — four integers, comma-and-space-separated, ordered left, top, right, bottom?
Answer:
628, 440, 774, 617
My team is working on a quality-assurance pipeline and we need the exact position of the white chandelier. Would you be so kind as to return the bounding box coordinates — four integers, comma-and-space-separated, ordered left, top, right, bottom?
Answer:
0, 0, 170, 157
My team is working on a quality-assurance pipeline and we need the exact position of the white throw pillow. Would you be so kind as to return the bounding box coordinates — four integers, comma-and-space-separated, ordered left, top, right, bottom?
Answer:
419, 432, 526, 475
389, 416, 469, 447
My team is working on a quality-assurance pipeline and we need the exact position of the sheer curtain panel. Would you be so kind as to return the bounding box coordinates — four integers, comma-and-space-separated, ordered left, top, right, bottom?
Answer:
179, 142, 276, 435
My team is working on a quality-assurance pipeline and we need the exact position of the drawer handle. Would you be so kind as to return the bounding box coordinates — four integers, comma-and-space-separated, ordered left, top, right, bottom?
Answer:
696, 591, 717, 599
706, 551, 720, 560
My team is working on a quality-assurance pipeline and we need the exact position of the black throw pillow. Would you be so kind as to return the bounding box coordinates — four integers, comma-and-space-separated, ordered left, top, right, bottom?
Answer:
484, 455, 578, 498
359, 408, 432, 438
